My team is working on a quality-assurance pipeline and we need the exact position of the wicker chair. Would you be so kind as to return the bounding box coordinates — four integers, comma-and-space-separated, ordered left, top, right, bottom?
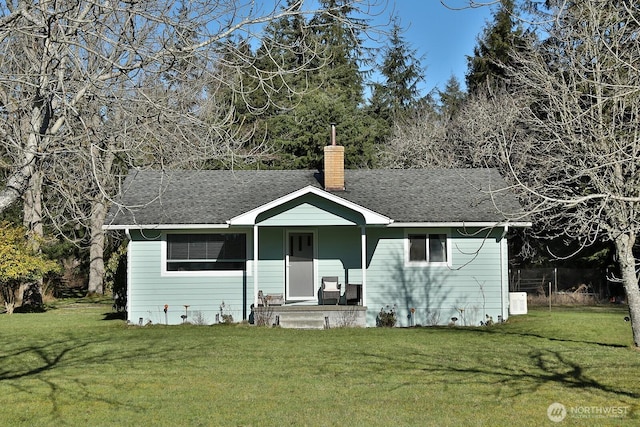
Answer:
321, 276, 341, 305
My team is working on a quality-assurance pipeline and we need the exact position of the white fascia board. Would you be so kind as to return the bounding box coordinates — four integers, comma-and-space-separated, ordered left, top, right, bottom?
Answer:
103, 223, 230, 231
387, 221, 532, 228
228, 185, 393, 226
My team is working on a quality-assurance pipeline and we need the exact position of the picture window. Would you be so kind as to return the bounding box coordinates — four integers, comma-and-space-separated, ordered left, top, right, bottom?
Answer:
166, 233, 246, 271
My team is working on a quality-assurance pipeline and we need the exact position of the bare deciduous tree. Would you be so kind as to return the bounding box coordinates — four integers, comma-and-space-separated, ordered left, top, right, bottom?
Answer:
409, 1, 640, 348
502, 0, 640, 347
377, 101, 460, 168
489, 1, 640, 347
0, 0, 378, 209
0, 0, 380, 296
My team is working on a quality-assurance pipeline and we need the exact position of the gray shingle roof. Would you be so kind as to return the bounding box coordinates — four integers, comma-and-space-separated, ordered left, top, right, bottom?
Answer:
104, 168, 525, 227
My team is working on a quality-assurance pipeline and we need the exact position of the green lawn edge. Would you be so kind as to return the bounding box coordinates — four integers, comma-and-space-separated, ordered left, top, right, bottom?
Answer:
1, 302, 638, 426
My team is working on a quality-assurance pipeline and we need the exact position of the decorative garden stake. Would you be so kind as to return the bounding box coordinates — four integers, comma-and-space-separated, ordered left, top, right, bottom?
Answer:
164, 304, 169, 325
182, 305, 190, 323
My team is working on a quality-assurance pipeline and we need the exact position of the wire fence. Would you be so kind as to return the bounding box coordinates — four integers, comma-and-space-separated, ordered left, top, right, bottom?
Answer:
509, 267, 607, 299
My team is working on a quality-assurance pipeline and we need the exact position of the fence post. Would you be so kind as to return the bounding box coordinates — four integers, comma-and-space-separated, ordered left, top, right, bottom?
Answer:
548, 281, 552, 311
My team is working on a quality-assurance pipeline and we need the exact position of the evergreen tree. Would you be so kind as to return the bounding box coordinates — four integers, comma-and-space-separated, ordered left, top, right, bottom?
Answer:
308, 0, 368, 104
438, 75, 466, 119
267, 0, 375, 169
369, 17, 424, 124
215, 0, 381, 170
163, 2, 204, 92
216, 0, 313, 168
466, 0, 523, 94
253, 0, 312, 112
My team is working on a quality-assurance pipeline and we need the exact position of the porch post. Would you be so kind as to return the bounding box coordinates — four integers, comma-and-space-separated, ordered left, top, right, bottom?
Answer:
361, 225, 367, 306
253, 224, 259, 306
500, 225, 509, 322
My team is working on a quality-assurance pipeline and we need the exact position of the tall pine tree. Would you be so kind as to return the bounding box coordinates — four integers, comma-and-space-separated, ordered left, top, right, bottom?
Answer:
215, 0, 385, 170
368, 17, 424, 125
267, 0, 376, 169
438, 75, 466, 119
466, 0, 524, 94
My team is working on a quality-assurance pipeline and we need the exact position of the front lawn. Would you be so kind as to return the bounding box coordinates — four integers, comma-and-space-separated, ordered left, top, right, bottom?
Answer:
0, 302, 638, 426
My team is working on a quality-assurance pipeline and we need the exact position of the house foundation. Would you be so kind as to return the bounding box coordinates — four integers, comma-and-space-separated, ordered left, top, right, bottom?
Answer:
251, 305, 367, 329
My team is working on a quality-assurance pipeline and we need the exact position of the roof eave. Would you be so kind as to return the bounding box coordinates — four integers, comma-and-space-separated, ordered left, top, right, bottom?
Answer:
103, 223, 231, 231
388, 221, 532, 228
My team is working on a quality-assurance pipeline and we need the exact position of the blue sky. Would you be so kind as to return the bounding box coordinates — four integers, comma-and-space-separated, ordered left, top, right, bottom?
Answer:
371, 1, 497, 95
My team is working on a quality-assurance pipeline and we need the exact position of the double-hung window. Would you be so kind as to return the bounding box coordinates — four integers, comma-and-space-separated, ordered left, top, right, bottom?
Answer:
166, 233, 246, 272
407, 233, 449, 266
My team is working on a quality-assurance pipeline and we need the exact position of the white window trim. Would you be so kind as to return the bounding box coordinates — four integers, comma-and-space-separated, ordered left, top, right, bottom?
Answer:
404, 228, 452, 268
161, 230, 251, 277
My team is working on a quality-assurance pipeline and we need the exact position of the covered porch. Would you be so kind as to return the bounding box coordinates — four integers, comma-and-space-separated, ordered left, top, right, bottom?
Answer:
252, 281, 365, 328
227, 185, 393, 319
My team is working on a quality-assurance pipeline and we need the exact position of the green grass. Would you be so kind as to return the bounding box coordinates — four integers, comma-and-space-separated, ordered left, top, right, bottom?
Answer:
1, 301, 638, 426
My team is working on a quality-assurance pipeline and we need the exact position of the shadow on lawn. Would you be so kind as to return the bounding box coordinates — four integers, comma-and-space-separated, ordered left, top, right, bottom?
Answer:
0, 333, 196, 382
365, 325, 639, 400
441, 347, 640, 399
491, 329, 629, 349
359, 341, 639, 400
102, 311, 126, 321
0, 332, 207, 419
0, 339, 87, 381
0, 336, 151, 418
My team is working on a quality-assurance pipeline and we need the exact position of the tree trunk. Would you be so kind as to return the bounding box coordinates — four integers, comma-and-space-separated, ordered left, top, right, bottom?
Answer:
23, 170, 44, 243
1, 282, 17, 314
21, 170, 45, 308
614, 232, 640, 348
4, 301, 15, 315
87, 198, 107, 294
0, 171, 30, 213
0, 99, 48, 214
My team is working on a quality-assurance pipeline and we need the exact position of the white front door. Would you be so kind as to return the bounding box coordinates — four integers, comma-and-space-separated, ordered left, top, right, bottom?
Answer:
287, 232, 315, 300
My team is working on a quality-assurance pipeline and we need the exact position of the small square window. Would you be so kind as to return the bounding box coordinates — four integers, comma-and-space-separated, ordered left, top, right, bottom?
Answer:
408, 233, 448, 264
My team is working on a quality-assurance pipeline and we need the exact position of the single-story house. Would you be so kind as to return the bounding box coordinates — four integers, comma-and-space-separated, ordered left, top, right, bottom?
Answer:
104, 141, 529, 327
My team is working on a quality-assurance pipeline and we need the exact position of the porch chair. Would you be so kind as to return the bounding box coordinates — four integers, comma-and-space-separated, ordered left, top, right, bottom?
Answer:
321, 276, 341, 305
345, 283, 362, 306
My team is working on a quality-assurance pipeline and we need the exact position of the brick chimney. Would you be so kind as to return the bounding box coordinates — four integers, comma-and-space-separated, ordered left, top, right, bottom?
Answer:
324, 123, 345, 191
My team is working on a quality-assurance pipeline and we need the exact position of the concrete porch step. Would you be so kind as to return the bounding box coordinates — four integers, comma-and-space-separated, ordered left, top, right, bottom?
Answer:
252, 305, 367, 328
278, 311, 327, 329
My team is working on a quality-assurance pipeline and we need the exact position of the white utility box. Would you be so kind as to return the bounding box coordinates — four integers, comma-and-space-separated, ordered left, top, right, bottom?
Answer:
509, 292, 528, 315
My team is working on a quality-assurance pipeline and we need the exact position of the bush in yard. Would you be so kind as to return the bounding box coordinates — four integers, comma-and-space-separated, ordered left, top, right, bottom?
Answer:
0, 222, 59, 314
376, 305, 397, 327
104, 240, 128, 312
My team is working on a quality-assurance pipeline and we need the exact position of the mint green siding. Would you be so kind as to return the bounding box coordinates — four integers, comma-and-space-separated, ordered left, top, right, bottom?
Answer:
127, 229, 252, 325
317, 227, 362, 284
365, 228, 506, 327
126, 195, 509, 327
257, 194, 363, 226
254, 226, 363, 298
256, 227, 285, 296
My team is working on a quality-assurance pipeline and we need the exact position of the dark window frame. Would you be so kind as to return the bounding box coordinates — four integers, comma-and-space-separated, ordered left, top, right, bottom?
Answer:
165, 233, 247, 272
407, 233, 449, 265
